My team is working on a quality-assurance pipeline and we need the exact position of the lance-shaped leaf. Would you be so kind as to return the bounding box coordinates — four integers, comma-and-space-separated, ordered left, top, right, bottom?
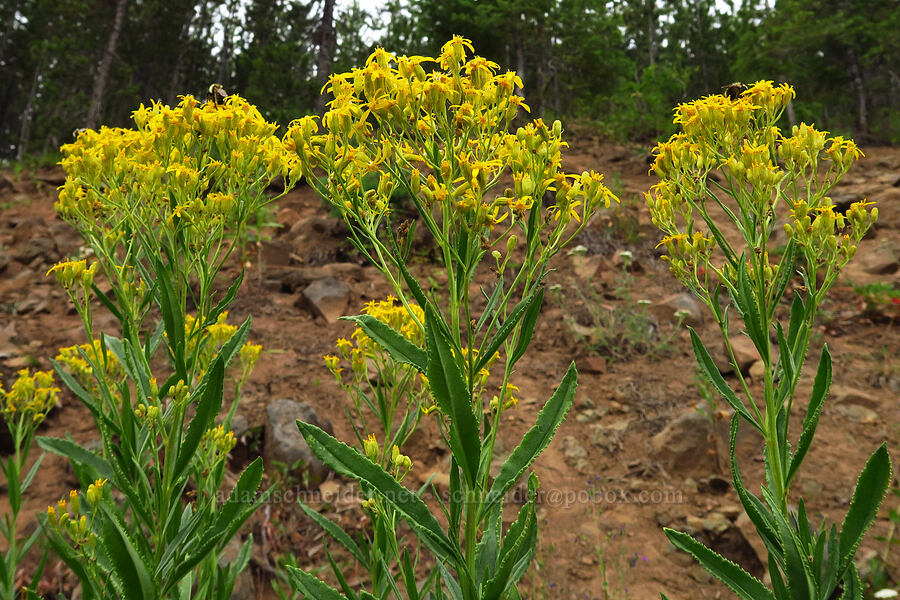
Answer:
476, 286, 543, 373
838, 444, 892, 576
173, 356, 224, 479
287, 566, 348, 600
664, 529, 773, 600
297, 420, 461, 564
689, 327, 762, 434
786, 345, 831, 484
341, 314, 427, 372
424, 304, 480, 488
482, 363, 577, 519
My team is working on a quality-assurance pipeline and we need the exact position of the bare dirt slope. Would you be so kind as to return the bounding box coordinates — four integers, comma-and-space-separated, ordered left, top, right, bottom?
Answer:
1, 138, 898, 599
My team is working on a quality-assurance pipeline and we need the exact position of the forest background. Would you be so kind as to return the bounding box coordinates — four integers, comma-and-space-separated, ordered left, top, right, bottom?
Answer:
2, 0, 899, 164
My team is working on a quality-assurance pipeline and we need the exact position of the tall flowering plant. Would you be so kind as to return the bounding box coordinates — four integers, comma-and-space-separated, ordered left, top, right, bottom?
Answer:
34, 94, 293, 598
0, 370, 59, 598
285, 37, 616, 599
646, 82, 892, 599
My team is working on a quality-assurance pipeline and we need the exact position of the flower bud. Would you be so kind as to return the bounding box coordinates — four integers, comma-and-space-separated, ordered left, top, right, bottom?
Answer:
364, 434, 379, 462
86, 478, 107, 508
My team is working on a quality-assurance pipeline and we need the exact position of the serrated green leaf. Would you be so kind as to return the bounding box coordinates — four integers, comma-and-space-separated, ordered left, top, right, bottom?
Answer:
154, 257, 186, 378
36, 436, 113, 481
787, 345, 831, 485
838, 444, 892, 575
735, 261, 769, 363
341, 314, 426, 372
476, 286, 542, 372
689, 328, 762, 433
296, 420, 461, 564
482, 363, 577, 518
287, 566, 348, 599
664, 529, 773, 600
174, 356, 224, 478
425, 304, 480, 488
99, 504, 157, 600
839, 563, 862, 600
770, 501, 816, 600
482, 474, 538, 600
437, 560, 466, 600
510, 287, 543, 366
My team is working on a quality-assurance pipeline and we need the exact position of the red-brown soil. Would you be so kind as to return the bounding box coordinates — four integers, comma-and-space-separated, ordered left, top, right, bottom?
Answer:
1, 137, 898, 599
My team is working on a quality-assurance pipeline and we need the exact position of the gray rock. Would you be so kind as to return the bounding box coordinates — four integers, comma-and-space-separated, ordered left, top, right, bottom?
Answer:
649, 410, 723, 476
651, 292, 704, 328
590, 419, 630, 452
265, 399, 333, 483
859, 242, 898, 275
562, 435, 587, 460
575, 407, 606, 423
835, 403, 878, 424
299, 277, 350, 321
703, 512, 731, 535
831, 385, 880, 410
561, 435, 589, 473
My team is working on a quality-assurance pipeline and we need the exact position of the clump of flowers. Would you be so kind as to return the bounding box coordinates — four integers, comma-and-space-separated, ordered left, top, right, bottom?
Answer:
647, 80, 875, 297
288, 38, 608, 600
36, 91, 278, 598
54, 93, 299, 334
2, 369, 60, 424
648, 82, 892, 600
324, 297, 430, 465
286, 37, 616, 328
55, 340, 125, 395
1, 369, 60, 597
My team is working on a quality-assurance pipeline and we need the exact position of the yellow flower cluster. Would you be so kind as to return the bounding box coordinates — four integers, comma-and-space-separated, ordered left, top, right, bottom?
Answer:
184, 312, 262, 381
783, 199, 877, 269
490, 382, 520, 411
363, 435, 413, 480
646, 81, 877, 285
46, 479, 106, 551
201, 424, 237, 456
325, 296, 425, 380
47, 259, 98, 291
1, 369, 60, 425
55, 340, 124, 393
56, 94, 297, 264
285, 36, 615, 237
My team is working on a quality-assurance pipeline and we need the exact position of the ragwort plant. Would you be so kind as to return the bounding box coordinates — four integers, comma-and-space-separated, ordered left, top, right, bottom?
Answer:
284, 37, 616, 599
32, 94, 298, 598
646, 81, 893, 599
0, 370, 59, 598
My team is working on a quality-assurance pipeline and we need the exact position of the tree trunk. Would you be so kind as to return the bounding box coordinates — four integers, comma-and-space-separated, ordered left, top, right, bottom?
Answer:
777, 73, 797, 129
167, 3, 199, 103
847, 50, 868, 134
16, 51, 46, 161
314, 0, 337, 114
86, 0, 129, 129
217, 1, 236, 87
647, 1, 656, 66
